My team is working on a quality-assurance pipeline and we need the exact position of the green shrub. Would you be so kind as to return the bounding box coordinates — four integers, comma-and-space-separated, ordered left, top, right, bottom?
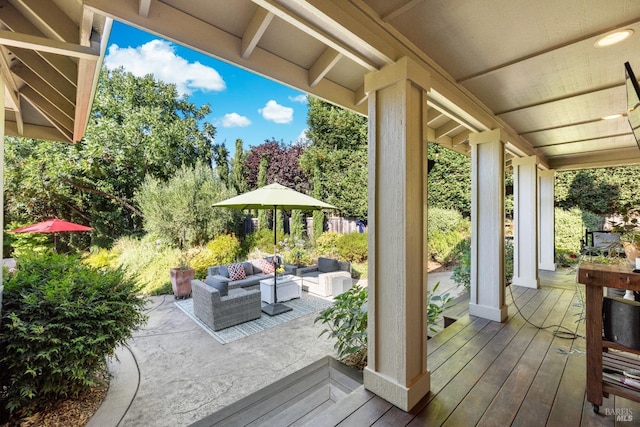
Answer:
335, 232, 368, 263
451, 238, 471, 291
206, 234, 241, 265
315, 232, 342, 258
0, 252, 147, 420
427, 207, 465, 236
555, 207, 603, 252
429, 230, 465, 264
315, 285, 368, 368
82, 247, 118, 270
242, 228, 276, 254
427, 282, 453, 333
555, 248, 580, 267
278, 236, 312, 266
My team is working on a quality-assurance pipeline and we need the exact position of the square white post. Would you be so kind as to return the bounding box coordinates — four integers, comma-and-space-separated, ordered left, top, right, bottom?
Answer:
363, 57, 431, 412
512, 156, 540, 288
538, 169, 556, 271
469, 129, 508, 322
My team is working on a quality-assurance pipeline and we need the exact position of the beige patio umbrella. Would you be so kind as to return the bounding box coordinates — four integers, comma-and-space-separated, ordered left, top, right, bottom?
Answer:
213, 182, 336, 315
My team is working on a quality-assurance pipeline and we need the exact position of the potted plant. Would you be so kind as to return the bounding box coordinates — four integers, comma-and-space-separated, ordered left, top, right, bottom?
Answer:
610, 212, 640, 266
170, 249, 194, 299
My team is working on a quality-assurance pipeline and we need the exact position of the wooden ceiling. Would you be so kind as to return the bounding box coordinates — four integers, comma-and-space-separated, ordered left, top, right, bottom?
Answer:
5, 0, 640, 171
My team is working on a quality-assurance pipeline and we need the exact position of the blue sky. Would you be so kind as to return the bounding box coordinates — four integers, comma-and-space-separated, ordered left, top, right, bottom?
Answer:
104, 21, 310, 155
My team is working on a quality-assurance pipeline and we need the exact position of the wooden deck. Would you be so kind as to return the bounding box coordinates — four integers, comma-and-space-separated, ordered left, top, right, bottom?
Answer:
306, 269, 640, 426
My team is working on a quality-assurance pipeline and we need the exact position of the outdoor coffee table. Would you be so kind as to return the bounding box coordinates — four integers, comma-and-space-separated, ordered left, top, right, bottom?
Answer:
259, 275, 302, 304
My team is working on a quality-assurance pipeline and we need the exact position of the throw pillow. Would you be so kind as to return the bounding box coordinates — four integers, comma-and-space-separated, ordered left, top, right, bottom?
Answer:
242, 261, 254, 276
218, 265, 230, 278
255, 258, 275, 274
227, 263, 247, 281
205, 277, 229, 297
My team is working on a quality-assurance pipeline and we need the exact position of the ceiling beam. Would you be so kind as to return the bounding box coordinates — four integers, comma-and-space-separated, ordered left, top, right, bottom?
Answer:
435, 119, 463, 139
253, 0, 384, 70
309, 47, 342, 87
5, 121, 71, 142
85, 0, 367, 115
0, 30, 99, 60
241, 7, 274, 59
549, 147, 640, 170
138, 0, 152, 17
10, 48, 76, 103
380, 0, 425, 22
0, 48, 23, 134
21, 86, 73, 139
13, 0, 78, 43
13, 64, 74, 120
0, 0, 78, 85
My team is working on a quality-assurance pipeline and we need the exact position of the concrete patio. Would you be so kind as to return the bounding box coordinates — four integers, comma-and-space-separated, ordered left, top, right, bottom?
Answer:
87, 274, 463, 427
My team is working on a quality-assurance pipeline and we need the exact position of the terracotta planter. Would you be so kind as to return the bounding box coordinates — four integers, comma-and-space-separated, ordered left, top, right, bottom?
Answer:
623, 242, 640, 268
170, 267, 194, 299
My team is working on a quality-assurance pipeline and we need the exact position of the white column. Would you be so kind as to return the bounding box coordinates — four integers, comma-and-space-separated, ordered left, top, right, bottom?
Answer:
538, 169, 556, 271
512, 156, 540, 288
363, 57, 430, 412
0, 76, 5, 315
469, 129, 508, 322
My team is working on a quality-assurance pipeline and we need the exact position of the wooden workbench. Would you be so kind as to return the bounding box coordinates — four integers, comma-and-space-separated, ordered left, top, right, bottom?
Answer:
578, 262, 640, 413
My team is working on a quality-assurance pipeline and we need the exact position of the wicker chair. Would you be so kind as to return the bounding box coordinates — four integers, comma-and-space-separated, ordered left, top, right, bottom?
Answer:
191, 279, 261, 331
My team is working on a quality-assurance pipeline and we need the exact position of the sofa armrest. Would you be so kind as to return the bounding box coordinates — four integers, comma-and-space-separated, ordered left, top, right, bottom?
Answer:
337, 260, 351, 273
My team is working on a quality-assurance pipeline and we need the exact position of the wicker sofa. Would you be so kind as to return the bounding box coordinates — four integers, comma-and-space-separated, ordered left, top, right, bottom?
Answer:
191, 278, 261, 331
296, 257, 352, 297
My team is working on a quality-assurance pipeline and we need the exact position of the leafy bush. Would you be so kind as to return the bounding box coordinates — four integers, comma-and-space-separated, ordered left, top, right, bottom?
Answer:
136, 162, 239, 247
82, 247, 118, 270
335, 232, 368, 263
427, 282, 453, 333
206, 234, 241, 265
278, 236, 312, 266
315, 232, 341, 258
429, 230, 465, 264
315, 285, 368, 368
242, 228, 276, 254
555, 248, 580, 267
451, 238, 471, 291
427, 207, 465, 236
0, 253, 147, 420
555, 207, 603, 252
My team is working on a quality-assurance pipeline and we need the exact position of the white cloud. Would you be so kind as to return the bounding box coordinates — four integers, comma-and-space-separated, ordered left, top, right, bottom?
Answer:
104, 40, 225, 95
221, 113, 251, 128
297, 128, 309, 143
289, 94, 307, 103
259, 100, 293, 124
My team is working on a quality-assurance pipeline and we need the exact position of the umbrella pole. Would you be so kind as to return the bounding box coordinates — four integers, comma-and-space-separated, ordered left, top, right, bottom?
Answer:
262, 205, 292, 316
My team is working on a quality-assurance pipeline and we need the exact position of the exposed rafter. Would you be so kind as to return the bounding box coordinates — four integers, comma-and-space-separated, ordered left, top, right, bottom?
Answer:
241, 7, 274, 59
309, 47, 341, 87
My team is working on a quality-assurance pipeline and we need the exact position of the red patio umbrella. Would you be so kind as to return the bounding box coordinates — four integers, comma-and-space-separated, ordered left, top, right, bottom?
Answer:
11, 219, 93, 251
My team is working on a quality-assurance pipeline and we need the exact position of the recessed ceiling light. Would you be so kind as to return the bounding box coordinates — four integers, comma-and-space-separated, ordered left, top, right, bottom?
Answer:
595, 29, 633, 47
603, 114, 623, 120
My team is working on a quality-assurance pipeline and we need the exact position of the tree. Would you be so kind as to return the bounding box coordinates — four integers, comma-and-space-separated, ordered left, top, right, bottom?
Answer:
300, 97, 368, 218
136, 163, 238, 247
427, 143, 471, 217
290, 210, 304, 240
230, 139, 247, 194
213, 142, 230, 187
4, 67, 216, 246
243, 139, 308, 192
257, 156, 269, 230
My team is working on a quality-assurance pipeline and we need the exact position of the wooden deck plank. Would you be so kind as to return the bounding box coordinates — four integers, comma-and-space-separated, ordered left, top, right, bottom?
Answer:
437, 287, 562, 427
337, 396, 393, 427
253, 384, 331, 427
511, 289, 580, 427
475, 287, 570, 427
301, 386, 375, 427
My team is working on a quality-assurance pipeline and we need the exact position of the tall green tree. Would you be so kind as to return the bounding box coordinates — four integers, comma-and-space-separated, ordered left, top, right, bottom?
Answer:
4, 67, 216, 246
427, 143, 471, 217
213, 142, 230, 187
230, 138, 247, 194
136, 163, 237, 247
300, 97, 368, 218
257, 156, 269, 230
290, 210, 304, 240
